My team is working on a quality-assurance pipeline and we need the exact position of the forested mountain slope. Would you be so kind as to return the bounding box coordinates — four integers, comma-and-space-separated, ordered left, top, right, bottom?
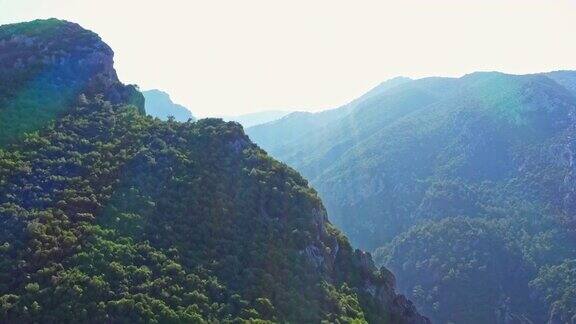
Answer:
247, 76, 413, 155
0, 19, 143, 145
0, 19, 428, 323
247, 71, 576, 323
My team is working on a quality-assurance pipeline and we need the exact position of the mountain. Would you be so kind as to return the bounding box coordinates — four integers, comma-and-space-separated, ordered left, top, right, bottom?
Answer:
247, 71, 576, 323
0, 18, 144, 146
221, 110, 292, 128
142, 89, 194, 122
247, 76, 412, 154
545, 70, 576, 96
0, 19, 428, 323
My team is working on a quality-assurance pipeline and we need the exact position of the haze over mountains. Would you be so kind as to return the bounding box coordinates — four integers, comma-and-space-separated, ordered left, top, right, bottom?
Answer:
0, 19, 429, 323
221, 110, 292, 128
142, 89, 289, 128
247, 71, 576, 323
2, 15, 576, 324
142, 89, 194, 122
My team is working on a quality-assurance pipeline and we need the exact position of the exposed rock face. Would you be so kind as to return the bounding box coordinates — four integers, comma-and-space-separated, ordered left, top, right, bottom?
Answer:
0, 18, 143, 109
358, 251, 430, 324
303, 207, 431, 323
0, 19, 144, 144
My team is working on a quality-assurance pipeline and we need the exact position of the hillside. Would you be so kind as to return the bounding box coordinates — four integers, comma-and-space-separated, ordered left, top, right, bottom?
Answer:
0, 19, 428, 323
247, 71, 576, 323
247, 76, 413, 155
0, 19, 143, 145
143, 89, 194, 122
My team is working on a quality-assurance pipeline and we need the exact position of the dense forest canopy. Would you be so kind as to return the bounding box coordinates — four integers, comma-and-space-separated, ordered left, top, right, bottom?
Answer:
248, 72, 576, 323
0, 19, 429, 323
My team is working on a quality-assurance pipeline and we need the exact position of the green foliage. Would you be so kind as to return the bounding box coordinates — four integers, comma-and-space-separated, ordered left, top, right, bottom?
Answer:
0, 95, 397, 323
0, 18, 424, 323
530, 259, 576, 322
374, 217, 546, 323
0, 19, 145, 146
248, 71, 576, 322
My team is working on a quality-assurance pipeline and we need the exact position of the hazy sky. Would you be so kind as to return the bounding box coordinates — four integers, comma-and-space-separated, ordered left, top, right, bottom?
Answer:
1, 0, 575, 116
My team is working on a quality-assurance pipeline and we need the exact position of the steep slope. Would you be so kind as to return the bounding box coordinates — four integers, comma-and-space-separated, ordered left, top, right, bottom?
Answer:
143, 89, 195, 122
545, 70, 576, 96
0, 19, 428, 323
267, 77, 460, 180
0, 19, 143, 145
247, 71, 576, 323
374, 218, 543, 324
314, 72, 576, 247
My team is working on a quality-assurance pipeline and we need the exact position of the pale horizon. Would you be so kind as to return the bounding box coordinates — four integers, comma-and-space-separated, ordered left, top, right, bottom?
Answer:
1, 0, 575, 117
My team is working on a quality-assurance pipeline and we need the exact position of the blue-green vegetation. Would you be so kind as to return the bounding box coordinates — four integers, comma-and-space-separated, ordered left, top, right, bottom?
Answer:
0, 19, 143, 146
0, 19, 429, 323
248, 71, 576, 323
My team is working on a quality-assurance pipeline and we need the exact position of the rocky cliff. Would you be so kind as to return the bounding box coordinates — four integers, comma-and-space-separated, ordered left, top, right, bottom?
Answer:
0, 19, 143, 144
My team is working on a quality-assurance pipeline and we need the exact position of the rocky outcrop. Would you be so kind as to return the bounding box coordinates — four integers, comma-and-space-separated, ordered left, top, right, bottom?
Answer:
0, 18, 144, 112
358, 251, 431, 324
0, 19, 144, 145
302, 206, 430, 323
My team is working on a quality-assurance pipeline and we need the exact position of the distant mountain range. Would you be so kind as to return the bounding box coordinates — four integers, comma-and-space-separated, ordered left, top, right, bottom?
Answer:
141, 91, 289, 127
221, 110, 292, 128
142, 89, 194, 122
247, 71, 576, 323
247, 76, 412, 152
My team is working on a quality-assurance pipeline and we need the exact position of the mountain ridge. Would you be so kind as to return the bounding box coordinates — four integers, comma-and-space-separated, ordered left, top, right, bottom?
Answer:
247, 70, 576, 323
142, 89, 195, 122
0, 18, 143, 145
0, 19, 429, 323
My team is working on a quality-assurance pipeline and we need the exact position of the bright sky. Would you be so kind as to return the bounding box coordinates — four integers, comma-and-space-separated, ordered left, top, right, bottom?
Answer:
1, 0, 575, 117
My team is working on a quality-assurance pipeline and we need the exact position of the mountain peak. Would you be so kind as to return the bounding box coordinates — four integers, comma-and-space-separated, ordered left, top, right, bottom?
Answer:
379, 76, 412, 86
0, 19, 143, 144
365, 76, 413, 98
142, 89, 194, 122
